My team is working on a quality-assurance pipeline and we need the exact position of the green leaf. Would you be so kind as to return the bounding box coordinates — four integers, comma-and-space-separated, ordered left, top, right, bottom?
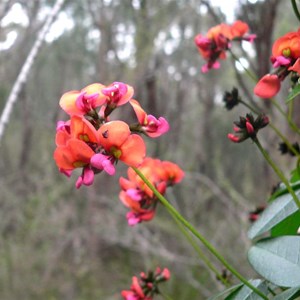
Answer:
248, 236, 300, 287
248, 190, 300, 239
290, 168, 300, 184
224, 279, 267, 300
207, 283, 243, 300
271, 211, 300, 237
268, 180, 300, 202
286, 84, 300, 103
273, 286, 300, 300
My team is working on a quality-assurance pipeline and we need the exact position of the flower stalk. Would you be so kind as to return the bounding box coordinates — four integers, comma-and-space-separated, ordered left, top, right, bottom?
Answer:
254, 137, 300, 210
133, 167, 269, 300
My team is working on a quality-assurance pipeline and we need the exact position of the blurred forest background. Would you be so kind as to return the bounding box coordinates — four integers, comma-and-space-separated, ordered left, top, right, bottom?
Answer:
0, 0, 299, 299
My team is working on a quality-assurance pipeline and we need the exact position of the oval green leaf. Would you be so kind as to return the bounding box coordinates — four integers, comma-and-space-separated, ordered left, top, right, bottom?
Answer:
224, 279, 267, 300
273, 286, 300, 300
248, 236, 300, 287
248, 190, 300, 239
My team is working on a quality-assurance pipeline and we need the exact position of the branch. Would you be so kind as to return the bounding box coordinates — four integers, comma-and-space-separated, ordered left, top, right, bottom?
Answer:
0, 0, 66, 144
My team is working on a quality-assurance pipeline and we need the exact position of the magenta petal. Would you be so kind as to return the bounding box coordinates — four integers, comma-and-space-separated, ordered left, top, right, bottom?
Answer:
201, 64, 209, 73
75, 91, 86, 110
82, 167, 94, 186
90, 153, 106, 170
102, 160, 116, 175
212, 61, 220, 70
75, 176, 83, 189
126, 212, 140, 226
126, 188, 142, 201
114, 82, 127, 96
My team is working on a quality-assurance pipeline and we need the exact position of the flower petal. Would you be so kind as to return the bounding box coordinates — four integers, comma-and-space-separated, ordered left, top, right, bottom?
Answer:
254, 74, 281, 98
129, 99, 147, 125
98, 120, 130, 149
120, 134, 146, 167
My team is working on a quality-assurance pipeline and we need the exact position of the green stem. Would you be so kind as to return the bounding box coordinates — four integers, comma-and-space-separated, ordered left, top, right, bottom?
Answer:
132, 167, 269, 300
239, 100, 300, 157
254, 138, 300, 210
173, 215, 229, 286
269, 123, 300, 157
229, 49, 257, 82
239, 99, 261, 115
271, 99, 300, 135
291, 0, 300, 22
160, 291, 174, 300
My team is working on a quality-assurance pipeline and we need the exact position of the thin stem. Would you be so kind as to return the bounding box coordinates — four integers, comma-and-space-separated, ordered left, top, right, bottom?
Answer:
132, 167, 269, 300
229, 49, 257, 82
269, 123, 300, 157
271, 99, 300, 135
239, 100, 300, 157
254, 138, 300, 210
173, 215, 229, 286
239, 99, 261, 115
291, 0, 300, 22
160, 291, 174, 300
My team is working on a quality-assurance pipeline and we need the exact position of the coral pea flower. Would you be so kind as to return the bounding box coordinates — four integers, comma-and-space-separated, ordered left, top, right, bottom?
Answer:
161, 161, 185, 184
129, 99, 169, 137
54, 138, 95, 171
102, 82, 134, 107
98, 120, 146, 167
59, 83, 106, 116
272, 29, 300, 59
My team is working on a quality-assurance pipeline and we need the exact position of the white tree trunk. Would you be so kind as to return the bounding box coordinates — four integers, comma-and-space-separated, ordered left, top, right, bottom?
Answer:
0, 0, 66, 144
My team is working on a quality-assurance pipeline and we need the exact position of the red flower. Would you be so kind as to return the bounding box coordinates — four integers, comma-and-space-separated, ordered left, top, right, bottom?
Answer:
121, 268, 170, 300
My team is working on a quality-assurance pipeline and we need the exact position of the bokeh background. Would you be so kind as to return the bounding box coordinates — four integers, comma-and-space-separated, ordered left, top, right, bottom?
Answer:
0, 0, 298, 299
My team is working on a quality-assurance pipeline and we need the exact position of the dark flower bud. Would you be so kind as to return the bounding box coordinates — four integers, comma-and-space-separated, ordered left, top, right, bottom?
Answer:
223, 87, 240, 110
278, 142, 300, 156
228, 113, 269, 143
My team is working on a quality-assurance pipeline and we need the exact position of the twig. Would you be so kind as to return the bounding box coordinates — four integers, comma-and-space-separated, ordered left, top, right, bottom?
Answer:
0, 0, 66, 144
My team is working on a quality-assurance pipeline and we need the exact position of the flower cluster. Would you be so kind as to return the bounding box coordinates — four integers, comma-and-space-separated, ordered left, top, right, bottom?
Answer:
121, 267, 170, 300
54, 82, 170, 188
119, 157, 184, 225
254, 29, 300, 98
194, 20, 256, 73
227, 113, 269, 143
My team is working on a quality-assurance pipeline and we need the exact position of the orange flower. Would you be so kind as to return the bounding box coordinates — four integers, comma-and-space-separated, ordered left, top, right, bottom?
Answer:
195, 20, 254, 73
59, 83, 106, 116
272, 29, 300, 59
98, 120, 146, 167
54, 116, 99, 170
229, 20, 249, 39
54, 138, 94, 170
119, 157, 184, 225
255, 29, 300, 98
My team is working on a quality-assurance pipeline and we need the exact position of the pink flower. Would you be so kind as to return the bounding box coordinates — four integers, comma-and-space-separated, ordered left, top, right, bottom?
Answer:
130, 99, 169, 138
102, 82, 134, 107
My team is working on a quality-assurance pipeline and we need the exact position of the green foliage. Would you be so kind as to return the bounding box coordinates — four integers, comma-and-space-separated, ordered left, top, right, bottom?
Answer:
273, 286, 300, 300
286, 83, 300, 104
248, 236, 300, 287
248, 190, 300, 239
